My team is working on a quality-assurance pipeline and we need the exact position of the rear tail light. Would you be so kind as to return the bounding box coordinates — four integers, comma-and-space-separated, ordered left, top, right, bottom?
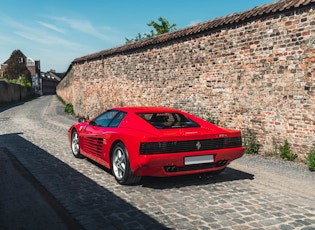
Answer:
140, 142, 167, 154
140, 136, 242, 155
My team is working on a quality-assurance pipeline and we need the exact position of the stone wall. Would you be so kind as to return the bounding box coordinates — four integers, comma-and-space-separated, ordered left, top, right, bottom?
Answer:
57, 1, 315, 158
0, 80, 34, 105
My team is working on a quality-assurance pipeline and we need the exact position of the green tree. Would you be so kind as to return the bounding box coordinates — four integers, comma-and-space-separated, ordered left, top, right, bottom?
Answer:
3, 50, 31, 83
126, 17, 176, 43
147, 17, 177, 35
125, 33, 146, 43
279, 139, 297, 161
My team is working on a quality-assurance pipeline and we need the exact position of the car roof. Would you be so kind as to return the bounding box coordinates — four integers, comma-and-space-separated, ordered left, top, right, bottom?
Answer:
111, 106, 182, 114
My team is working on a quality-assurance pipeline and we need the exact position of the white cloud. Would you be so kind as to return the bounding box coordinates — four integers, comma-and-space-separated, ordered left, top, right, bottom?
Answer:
37, 21, 66, 34
3, 16, 83, 50
0, 14, 124, 71
14, 30, 81, 48
52, 16, 113, 42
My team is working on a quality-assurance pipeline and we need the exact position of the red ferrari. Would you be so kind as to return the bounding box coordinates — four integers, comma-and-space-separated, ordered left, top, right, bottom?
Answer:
68, 107, 244, 185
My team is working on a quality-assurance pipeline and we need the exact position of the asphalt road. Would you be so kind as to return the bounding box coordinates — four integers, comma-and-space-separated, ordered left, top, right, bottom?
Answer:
0, 95, 314, 230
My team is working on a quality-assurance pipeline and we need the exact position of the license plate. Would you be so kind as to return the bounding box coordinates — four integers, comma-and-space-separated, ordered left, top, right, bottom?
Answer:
184, 155, 214, 165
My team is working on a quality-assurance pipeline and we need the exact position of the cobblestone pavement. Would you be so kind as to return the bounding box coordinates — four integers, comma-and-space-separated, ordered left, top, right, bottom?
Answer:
0, 95, 314, 230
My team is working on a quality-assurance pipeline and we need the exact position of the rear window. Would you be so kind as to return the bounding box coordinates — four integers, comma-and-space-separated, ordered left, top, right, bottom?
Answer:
137, 112, 200, 129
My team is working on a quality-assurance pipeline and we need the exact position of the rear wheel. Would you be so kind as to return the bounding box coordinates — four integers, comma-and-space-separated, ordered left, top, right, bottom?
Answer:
111, 142, 141, 185
71, 129, 84, 158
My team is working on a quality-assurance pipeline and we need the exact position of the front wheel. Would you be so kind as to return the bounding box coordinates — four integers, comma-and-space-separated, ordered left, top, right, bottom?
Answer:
71, 129, 84, 158
111, 142, 141, 185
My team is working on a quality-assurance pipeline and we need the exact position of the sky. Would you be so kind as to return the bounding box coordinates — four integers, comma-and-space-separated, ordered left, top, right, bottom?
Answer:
0, 0, 276, 73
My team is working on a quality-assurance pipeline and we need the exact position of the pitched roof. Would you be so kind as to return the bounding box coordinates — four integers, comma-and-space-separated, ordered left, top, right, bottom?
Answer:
73, 0, 314, 64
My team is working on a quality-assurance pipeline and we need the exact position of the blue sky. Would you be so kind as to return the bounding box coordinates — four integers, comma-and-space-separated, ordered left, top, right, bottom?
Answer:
0, 0, 275, 72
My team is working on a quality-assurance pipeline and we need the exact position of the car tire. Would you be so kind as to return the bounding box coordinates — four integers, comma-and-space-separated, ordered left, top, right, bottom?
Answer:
111, 142, 141, 185
71, 129, 84, 158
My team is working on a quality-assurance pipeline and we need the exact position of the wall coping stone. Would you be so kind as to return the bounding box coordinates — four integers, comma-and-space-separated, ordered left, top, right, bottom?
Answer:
72, 0, 315, 65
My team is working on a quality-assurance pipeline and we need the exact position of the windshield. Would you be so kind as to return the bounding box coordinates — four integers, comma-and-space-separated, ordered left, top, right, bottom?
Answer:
137, 112, 200, 129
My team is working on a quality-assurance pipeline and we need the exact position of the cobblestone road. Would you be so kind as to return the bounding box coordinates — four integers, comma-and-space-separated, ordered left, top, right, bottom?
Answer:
0, 95, 314, 229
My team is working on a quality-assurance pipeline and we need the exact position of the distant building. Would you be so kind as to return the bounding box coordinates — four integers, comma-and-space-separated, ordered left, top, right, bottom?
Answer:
39, 70, 65, 95
1, 50, 64, 95
0, 63, 8, 77
26, 57, 41, 94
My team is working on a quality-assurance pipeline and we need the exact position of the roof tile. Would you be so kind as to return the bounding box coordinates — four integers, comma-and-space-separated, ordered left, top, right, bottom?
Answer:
73, 0, 315, 64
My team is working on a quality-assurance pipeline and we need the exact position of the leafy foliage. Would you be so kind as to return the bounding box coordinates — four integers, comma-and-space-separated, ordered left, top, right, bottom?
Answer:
243, 128, 259, 154
65, 103, 74, 115
279, 139, 297, 161
7, 75, 32, 88
3, 50, 31, 83
306, 144, 315, 171
125, 32, 152, 43
147, 17, 177, 35
126, 17, 176, 43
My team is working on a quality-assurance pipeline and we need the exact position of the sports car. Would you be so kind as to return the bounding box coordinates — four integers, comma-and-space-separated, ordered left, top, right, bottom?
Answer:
68, 107, 244, 185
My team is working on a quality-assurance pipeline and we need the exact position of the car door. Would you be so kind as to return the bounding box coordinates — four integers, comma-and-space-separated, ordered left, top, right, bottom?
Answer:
80, 110, 126, 158
81, 124, 104, 157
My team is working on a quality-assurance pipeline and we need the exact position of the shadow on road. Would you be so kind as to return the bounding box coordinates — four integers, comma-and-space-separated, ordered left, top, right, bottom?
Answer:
86, 151, 254, 190
140, 167, 254, 189
0, 133, 167, 229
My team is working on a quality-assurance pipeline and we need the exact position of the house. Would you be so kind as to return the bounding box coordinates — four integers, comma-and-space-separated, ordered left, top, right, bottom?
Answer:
0, 63, 8, 76
39, 70, 65, 95
1, 50, 64, 95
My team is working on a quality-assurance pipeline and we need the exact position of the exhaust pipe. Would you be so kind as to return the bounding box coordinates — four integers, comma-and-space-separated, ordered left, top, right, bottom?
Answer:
215, 160, 227, 167
165, 166, 177, 172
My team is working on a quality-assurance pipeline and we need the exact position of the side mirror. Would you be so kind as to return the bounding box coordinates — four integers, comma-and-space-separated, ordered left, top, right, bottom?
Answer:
78, 117, 86, 123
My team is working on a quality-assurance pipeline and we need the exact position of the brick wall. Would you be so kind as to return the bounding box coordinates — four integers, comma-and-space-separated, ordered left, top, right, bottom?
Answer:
57, 2, 315, 158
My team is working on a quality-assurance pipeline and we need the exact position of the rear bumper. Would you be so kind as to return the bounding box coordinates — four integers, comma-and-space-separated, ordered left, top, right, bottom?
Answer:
133, 147, 244, 177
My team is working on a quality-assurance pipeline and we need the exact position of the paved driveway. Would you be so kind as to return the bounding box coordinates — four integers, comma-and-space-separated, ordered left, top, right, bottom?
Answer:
0, 95, 314, 229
